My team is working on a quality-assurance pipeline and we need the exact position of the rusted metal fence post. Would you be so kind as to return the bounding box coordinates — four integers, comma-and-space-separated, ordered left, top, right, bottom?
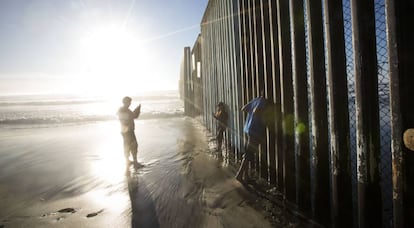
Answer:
245, 0, 253, 104
265, 0, 281, 187
226, 0, 234, 158
276, 0, 296, 204
240, 0, 249, 161
323, 0, 353, 227
231, 0, 242, 161
260, 0, 274, 184
237, 0, 247, 161
290, 0, 310, 212
268, 0, 284, 191
350, 0, 383, 227
240, 0, 248, 115
245, 0, 259, 173
305, 0, 330, 225
251, 0, 268, 181
183, 47, 192, 116
386, 0, 414, 227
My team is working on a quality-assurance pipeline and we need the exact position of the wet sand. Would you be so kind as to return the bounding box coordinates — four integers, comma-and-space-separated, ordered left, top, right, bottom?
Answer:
0, 117, 283, 227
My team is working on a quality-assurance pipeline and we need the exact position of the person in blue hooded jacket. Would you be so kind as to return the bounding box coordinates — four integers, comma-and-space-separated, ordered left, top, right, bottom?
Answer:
235, 91, 267, 182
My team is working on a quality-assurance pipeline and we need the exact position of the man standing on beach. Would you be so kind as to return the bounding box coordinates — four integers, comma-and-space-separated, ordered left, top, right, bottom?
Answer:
117, 96, 141, 166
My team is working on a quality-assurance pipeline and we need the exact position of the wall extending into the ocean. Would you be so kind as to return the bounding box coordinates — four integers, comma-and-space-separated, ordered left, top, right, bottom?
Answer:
180, 0, 414, 227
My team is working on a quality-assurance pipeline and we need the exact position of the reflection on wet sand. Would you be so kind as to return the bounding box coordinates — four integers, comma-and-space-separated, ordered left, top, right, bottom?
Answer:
0, 118, 277, 227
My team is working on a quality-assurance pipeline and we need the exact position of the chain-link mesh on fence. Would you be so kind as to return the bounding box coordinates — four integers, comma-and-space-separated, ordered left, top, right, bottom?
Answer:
342, 0, 392, 227
342, 1, 358, 227
375, 0, 392, 226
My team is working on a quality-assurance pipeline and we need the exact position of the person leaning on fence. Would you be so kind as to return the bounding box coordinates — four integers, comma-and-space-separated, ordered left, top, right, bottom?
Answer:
235, 92, 267, 182
212, 101, 228, 152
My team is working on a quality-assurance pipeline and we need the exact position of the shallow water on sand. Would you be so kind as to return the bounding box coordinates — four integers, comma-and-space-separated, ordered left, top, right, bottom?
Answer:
0, 117, 273, 227
0, 117, 193, 226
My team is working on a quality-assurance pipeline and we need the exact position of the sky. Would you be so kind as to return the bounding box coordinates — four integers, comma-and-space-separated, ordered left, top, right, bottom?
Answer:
0, 0, 208, 95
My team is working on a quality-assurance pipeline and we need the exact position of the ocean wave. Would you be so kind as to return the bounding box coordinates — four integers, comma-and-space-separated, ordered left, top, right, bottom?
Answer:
0, 116, 112, 125
0, 92, 184, 128
0, 98, 182, 107
0, 100, 102, 107
0, 92, 180, 107
0, 112, 184, 127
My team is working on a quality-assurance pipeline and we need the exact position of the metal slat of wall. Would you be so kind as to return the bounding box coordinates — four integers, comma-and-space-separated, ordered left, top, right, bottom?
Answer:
261, 0, 277, 185
350, 0, 383, 227
323, 0, 353, 227
269, 0, 284, 192
276, 0, 296, 205
305, 0, 330, 225
386, 0, 414, 227
205, 11, 212, 131
229, 0, 239, 161
201, 21, 207, 128
236, 0, 244, 161
241, 0, 249, 158
247, 0, 258, 174
228, 0, 238, 160
252, 0, 268, 181
216, 0, 222, 105
222, 0, 229, 157
290, 0, 311, 213
247, 0, 254, 103
222, 0, 229, 155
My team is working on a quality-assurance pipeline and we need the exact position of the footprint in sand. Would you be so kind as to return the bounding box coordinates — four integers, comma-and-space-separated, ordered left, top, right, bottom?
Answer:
86, 209, 104, 218
55, 217, 65, 222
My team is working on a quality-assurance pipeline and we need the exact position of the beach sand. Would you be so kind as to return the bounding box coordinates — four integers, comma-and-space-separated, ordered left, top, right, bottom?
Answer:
0, 117, 305, 227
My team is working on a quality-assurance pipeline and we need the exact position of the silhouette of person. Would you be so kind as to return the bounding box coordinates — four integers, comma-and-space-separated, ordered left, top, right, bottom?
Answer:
235, 91, 267, 182
117, 96, 141, 165
212, 101, 228, 152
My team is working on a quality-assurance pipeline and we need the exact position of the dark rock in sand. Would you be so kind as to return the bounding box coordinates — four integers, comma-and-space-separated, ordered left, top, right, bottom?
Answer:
58, 208, 76, 213
86, 209, 104, 218
86, 212, 98, 218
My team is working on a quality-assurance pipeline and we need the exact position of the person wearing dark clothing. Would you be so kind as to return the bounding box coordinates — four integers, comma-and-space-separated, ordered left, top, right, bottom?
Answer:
213, 102, 228, 152
117, 96, 141, 165
235, 94, 267, 182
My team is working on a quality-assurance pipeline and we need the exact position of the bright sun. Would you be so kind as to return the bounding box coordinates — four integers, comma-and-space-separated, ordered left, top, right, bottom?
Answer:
79, 25, 156, 95
81, 26, 143, 74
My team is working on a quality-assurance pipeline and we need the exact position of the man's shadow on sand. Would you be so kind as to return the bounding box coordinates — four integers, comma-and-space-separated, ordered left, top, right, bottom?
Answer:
126, 167, 160, 228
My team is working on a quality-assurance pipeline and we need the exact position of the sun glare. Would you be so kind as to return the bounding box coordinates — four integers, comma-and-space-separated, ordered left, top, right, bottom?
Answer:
81, 26, 143, 73
79, 25, 156, 95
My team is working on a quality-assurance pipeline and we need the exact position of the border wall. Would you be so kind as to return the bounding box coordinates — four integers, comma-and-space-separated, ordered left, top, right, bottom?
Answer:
180, 0, 414, 227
